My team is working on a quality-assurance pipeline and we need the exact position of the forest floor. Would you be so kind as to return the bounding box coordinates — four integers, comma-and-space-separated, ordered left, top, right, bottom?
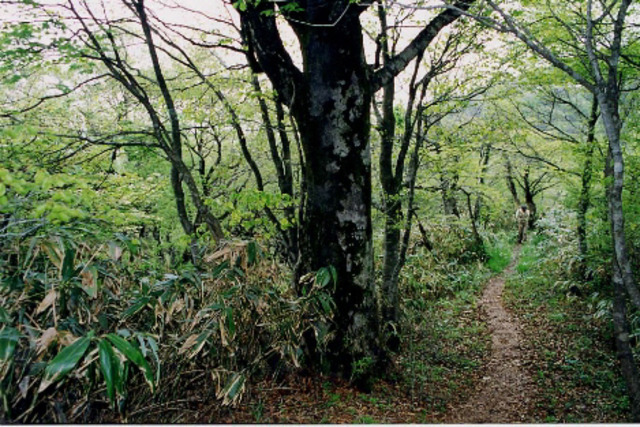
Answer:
196, 245, 538, 424
438, 244, 537, 422
128, 242, 627, 423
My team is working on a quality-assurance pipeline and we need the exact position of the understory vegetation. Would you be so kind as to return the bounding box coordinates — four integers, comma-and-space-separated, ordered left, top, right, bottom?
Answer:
0, 220, 337, 422
1, 183, 638, 422
504, 213, 638, 423
1, 213, 495, 422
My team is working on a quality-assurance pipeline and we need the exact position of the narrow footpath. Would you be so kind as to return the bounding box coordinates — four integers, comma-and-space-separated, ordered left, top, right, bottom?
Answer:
442, 245, 537, 423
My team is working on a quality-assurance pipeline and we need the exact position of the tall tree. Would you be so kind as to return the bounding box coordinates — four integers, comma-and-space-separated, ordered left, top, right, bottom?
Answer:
238, 0, 474, 383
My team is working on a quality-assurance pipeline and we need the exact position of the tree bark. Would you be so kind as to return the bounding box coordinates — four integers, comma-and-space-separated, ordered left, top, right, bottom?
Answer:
521, 168, 537, 230
577, 96, 598, 268
295, 16, 378, 381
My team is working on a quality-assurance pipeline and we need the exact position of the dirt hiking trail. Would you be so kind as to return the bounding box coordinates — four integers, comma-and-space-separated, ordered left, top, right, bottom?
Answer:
442, 245, 537, 423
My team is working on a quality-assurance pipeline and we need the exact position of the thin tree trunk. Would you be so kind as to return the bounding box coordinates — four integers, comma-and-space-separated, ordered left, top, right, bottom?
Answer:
274, 98, 299, 265
583, 0, 640, 310
577, 96, 598, 270
473, 143, 491, 220
605, 140, 640, 422
463, 189, 484, 252
505, 159, 521, 205
252, 73, 299, 264
376, 2, 403, 335
378, 68, 402, 335
171, 166, 194, 236
599, 93, 640, 310
441, 174, 461, 217
522, 168, 537, 230
169, 154, 224, 240
400, 97, 431, 262
376, 26, 426, 346
135, 0, 224, 242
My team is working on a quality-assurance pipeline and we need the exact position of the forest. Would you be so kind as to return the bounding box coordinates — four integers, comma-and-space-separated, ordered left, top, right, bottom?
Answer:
1, 0, 640, 423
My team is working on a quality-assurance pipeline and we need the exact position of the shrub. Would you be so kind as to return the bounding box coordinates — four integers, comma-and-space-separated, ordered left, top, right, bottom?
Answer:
0, 224, 335, 422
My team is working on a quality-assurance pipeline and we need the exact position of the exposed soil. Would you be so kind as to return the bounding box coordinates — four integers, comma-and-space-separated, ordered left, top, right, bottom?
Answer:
440, 245, 538, 423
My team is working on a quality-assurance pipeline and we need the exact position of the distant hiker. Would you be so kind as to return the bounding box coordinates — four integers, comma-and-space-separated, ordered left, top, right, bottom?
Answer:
516, 204, 530, 244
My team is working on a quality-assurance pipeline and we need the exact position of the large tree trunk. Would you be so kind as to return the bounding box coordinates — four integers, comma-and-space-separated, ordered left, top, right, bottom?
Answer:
293, 18, 379, 383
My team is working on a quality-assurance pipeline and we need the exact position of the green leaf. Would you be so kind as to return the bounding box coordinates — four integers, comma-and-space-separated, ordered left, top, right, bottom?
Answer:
0, 308, 11, 324
317, 293, 334, 314
80, 266, 99, 299
122, 296, 151, 319
316, 267, 331, 288
0, 327, 20, 380
106, 334, 155, 393
247, 241, 257, 265
233, 0, 247, 12
98, 339, 118, 407
145, 336, 161, 384
225, 307, 236, 338
38, 334, 92, 393
207, 302, 225, 311
218, 372, 245, 406
61, 247, 76, 282
191, 329, 213, 359
329, 265, 337, 288
211, 261, 229, 279
136, 334, 147, 358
